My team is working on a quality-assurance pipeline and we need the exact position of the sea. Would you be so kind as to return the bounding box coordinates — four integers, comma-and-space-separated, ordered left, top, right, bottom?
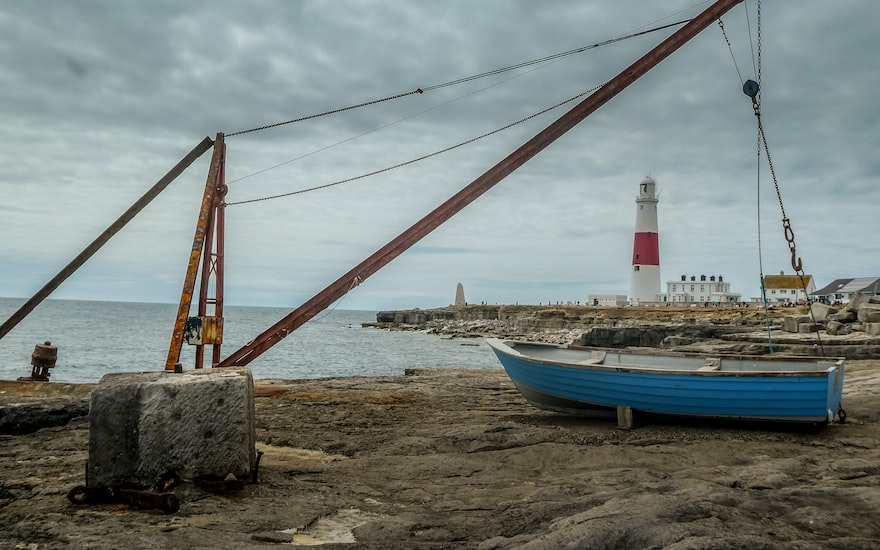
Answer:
0, 298, 501, 384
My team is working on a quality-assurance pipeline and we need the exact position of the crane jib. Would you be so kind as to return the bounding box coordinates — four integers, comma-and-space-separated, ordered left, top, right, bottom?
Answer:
217, 0, 746, 368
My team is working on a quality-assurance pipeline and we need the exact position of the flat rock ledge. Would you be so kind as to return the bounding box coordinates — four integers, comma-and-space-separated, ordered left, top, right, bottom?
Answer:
369, 304, 880, 359
2, 366, 880, 548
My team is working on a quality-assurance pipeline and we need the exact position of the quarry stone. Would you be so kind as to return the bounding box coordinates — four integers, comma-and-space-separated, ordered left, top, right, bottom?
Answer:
826, 320, 851, 336
798, 322, 819, 333
87, 368, 256, 489
810, 302, 837, 322
781, 315, 811, 333
857, 303, 880, 323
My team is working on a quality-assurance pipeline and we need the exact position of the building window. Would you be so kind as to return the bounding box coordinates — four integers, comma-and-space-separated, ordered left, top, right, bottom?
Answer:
634, 266, 640, 271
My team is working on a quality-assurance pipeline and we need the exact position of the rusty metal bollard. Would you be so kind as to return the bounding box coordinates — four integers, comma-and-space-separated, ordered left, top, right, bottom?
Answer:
20, 341, 58, 381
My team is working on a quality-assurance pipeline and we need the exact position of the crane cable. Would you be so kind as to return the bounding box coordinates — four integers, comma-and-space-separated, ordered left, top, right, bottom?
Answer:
730, 0, 825, 355
225, 86, 599, 206
224, 20, 689, 138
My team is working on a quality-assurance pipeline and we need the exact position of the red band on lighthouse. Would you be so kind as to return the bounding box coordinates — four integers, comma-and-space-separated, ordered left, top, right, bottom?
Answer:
632, 232, 659, 265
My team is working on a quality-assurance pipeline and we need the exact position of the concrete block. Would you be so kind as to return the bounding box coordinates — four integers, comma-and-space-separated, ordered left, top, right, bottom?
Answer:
88, 368, 255, 489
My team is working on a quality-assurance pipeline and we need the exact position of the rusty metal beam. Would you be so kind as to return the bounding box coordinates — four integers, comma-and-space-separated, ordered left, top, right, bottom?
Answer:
0, 137, 214, 342
165, 133, 226, 370
194, 150, 228, 369
219, 0, 744, 368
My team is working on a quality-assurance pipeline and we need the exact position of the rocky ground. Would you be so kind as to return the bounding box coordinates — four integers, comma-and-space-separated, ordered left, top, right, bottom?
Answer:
2, 358, 880, 549
373, 303, 880, 359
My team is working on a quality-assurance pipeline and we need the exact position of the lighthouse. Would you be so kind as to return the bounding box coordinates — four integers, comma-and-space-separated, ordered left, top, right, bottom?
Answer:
630, 176, 661, 304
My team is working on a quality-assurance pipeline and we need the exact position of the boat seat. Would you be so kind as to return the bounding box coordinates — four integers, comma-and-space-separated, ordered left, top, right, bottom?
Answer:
698, 358, 721, 372
576, 351, 606, 366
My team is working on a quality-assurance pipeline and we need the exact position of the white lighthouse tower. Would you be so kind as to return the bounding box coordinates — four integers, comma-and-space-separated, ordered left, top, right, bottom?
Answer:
630, 176, 661, 304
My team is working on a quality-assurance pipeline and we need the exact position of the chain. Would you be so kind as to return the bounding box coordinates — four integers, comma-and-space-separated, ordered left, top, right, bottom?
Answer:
749, 100, 806, 283
746, 0, 823, 355
756, 0, 762, 92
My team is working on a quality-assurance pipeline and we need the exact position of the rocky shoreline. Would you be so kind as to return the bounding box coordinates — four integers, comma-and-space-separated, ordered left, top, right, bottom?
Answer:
2, 300, 880, 548
2, 365, 880, 548
368, 300, 880, 359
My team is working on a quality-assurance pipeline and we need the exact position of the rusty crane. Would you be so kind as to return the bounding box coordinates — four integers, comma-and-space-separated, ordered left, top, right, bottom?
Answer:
0, 0, 746, 372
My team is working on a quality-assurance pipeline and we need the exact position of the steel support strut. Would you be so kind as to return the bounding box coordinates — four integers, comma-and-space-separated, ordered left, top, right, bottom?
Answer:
219, 0, 744, 368
0, 137, 214, 342
194, 147, 228, 369
165, 133, 226, 371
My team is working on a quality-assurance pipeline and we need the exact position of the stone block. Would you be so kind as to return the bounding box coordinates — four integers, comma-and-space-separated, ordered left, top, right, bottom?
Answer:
857, 303, 880, 323
782, 316, 810, 333
845, 292, 870, 313
810, 303, 837, 322
798, 323, 818, 333
829, 310, 857, 323
865, 323, 880, 336
826, 320, 851, 336
88, 368, 255, 489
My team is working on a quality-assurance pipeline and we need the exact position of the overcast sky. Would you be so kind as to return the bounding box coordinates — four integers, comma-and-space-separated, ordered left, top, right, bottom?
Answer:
1, 1, 877, 313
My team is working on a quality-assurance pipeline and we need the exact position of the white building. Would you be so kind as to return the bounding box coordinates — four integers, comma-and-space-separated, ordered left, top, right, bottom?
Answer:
762, 271, 815, 304
811, 277, 879, 304
666, 274, 741, 304
587, 295, 628, 307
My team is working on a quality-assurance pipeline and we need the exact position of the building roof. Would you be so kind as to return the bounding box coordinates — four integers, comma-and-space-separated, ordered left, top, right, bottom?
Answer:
812, 277, 880, 296
762, 274, 812, 289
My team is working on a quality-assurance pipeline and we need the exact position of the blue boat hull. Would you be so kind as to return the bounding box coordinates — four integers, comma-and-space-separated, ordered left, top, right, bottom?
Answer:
487, 339, 844, 424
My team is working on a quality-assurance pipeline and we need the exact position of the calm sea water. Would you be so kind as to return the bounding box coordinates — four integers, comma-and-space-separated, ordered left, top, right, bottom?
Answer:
0, 298, 501, 384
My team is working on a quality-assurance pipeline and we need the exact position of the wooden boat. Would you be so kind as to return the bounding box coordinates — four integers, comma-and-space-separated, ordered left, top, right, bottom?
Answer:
486, 339, 845, 424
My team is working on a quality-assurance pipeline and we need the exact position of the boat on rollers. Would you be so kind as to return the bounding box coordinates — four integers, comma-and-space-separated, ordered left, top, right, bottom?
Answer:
486, 339, 845, 424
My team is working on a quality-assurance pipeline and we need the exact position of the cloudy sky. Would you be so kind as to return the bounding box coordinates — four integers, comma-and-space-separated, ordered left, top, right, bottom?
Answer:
1, 1, 877, 313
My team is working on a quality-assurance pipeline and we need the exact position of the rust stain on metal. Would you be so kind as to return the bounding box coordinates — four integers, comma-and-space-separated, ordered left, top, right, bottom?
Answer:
166, 133, 226, 370
18, 340, 58, 382
200, 316, 224, 345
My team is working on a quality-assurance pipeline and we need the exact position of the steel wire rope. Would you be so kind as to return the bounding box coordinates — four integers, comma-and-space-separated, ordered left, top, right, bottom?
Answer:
420, 19, 689, 92
227, 56, 560, 186
225, 86, 600, 206
224, 20, 690, 139
225, 17, 697, 192
752, 0, 774, 351
745, 0, 824, 355
716, 3, 773, 346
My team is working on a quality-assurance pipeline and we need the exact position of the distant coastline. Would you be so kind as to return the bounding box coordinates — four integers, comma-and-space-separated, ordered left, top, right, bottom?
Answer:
366, 303, 880, 359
